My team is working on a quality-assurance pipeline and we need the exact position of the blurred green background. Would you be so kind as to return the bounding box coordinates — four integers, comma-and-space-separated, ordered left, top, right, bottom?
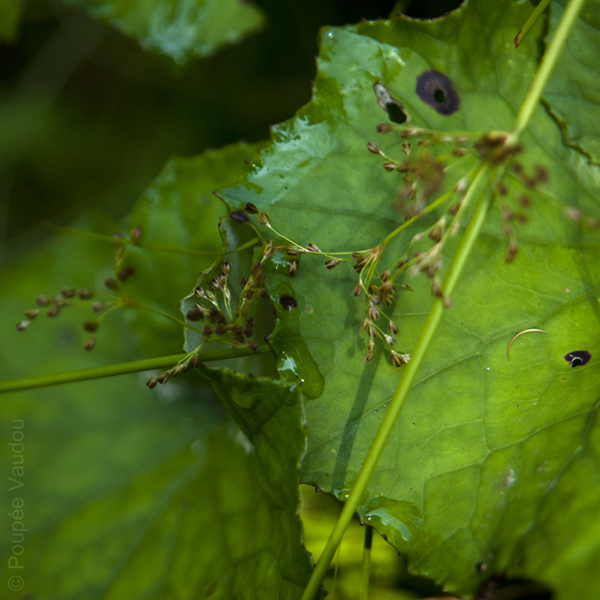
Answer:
0, 0, 463, 263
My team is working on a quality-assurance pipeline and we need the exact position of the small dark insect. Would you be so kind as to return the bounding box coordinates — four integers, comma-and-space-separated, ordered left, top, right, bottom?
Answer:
564, 350, 592, 368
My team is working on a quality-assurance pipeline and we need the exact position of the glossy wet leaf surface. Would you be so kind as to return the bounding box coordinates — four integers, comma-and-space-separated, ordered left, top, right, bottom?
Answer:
0, 156, 312, 599
63, 0, 264, 62
219, 0, 600, 596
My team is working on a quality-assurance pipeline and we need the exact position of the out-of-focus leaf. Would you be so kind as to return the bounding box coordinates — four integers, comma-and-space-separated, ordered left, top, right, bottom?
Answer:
0, 220, 312, 599
216, 0, 600, 596
543, 0, 600, 164
0, 0, 22, 43
63, 0, 264, 62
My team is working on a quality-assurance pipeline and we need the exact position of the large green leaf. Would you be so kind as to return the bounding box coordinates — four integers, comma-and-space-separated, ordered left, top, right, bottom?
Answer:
217, 0, 600, 596
543, 0, 600, 164
0, 185, 311, 598
63, 0, 264, 62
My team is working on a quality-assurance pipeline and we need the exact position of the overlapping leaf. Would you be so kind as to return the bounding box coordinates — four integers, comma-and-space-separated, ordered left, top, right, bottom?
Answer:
63, 0, 264, 62
0, 142, 313, 599
217, 0, 600, 596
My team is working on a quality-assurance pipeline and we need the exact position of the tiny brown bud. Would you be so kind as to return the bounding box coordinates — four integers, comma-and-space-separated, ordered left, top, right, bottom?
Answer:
248, 340, 259, 351
189, 354, 200, 369
307, 243, 321, 253
25, 309, 39, 320
384, 334, 396, 346
364, 350, 374, 363
104, 278, 119, 291
117, 266, 135, 282
84, 336, 96, 351
47, 307, 61, 318
156, 373, 169, 385
431, 279, 442, 297
402, 143, 411, 156
61, 288, 76, 298
452, 147, 467, 157
36, 295, 51, 306
258, 212, 271, 226
496, 181, 508, 195
288, 260, 297, 276
262, 241, 275, 260
83, 321, 99, 332
245, 202, 259, 214
506, 239, 519, 263
171, 364, 185, 378
93, 301, 106, 313
130, 227, 143, 243
383, 162, 396, 171
534, 165, 549, 183
16, 320, 30, 332
78, 289, 94, 299
376, 123, 392, 133
222, 262, 231, 275
146, 377, 158, 389
186, 306, 203, 321
325, 258, 341, 270
367, 141, 381, 154
389, 321, 399, 335
203, 325, 213, 336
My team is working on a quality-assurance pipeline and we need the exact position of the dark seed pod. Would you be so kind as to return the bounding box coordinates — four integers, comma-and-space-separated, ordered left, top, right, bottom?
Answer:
248, 340, 259, 351
146, 377, 158, 389
288, 260, 297, 276
156, 373, 169, 385
367, 141, 381, 155
376, 123, 393, 134
245, 202, 259, 214
25, 309, 39, 320
186, 306, 203, 321
189, 354, 200, 369
92, 301, 106, 313
84, 336, 96, 351
104, 278, 119, 291
61, 288, 76, 298
203, 325, 213, 336
16, 320, 30, 332
325, 258, 341, 270
78, 289, 94, 299
36, 295, 51, 306
117, 266, 135, 282
47, 307, 61, 318
83, 321, 99, 332
130, 227, 143, 243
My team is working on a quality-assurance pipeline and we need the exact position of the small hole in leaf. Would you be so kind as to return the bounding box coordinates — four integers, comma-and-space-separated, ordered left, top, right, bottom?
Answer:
373, 81, 409, 124
385, 102, 408, 124
434, 88, 445, 104
564, 350, 591, 368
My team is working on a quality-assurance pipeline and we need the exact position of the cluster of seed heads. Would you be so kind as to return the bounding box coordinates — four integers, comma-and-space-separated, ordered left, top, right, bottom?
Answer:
16, 227, 142, 350
146, 353, 201, 389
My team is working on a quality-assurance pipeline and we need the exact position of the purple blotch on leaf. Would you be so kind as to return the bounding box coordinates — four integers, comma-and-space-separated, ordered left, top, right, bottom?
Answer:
564, 350, 591, 368
416, 70, 460, 115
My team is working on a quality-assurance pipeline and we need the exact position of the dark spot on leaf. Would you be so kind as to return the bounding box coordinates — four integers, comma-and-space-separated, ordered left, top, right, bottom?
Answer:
564, 350, 591, 368
416, 70, 460, 115
229, 210, 250, 223
280, 295, 298, 311
373, 82, 408, 124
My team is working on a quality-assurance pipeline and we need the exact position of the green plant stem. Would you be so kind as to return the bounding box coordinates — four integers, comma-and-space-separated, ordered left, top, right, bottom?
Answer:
511, 0, 586, 142
39, 221, 260, 257
300, 163, 492, 600
360, 525, 373, 600
302, 4, 586, 596
514, 0, 550, 48
0, 344, 271, 394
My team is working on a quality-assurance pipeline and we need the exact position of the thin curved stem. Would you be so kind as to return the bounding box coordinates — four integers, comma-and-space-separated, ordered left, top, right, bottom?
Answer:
0, 344, 271, 394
